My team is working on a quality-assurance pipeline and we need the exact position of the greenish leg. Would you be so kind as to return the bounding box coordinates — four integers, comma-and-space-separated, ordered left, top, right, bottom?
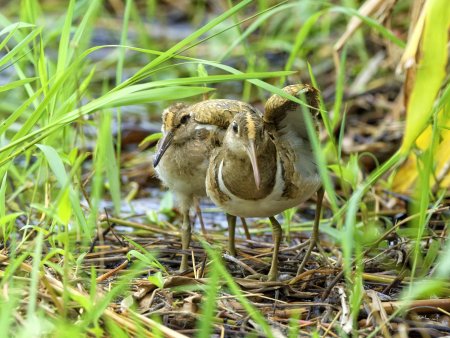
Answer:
240, 217, 252, 240
297, 187, 324, 275
195, 202, 208, 238
268, 216, 282, 281
226, 214, 237, 256
180, 211, 191, 272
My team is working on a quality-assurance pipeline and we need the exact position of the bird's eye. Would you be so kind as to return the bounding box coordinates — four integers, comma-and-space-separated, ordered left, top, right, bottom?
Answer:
232, 122, 238, 133
180, 114, 190, 124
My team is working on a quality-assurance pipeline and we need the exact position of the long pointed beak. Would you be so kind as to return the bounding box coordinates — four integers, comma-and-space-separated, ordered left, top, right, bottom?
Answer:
153, 131, 174, 167
246, 139, 260, 190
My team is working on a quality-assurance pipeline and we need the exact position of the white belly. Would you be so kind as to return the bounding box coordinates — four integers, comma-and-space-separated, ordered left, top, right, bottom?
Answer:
154, 150, 209, 198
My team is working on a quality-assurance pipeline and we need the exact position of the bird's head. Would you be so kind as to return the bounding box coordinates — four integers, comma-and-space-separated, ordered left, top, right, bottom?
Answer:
223, 111, 268, 190
153, 103, 194, 167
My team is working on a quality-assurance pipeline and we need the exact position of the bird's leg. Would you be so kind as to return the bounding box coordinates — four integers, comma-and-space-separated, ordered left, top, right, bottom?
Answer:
297, 187, 324, 274
195, 201, 208, 238
226, 214, 237, 256
268, 216, 282, 281
180, 210, 192, 272
240, 217, 252, 240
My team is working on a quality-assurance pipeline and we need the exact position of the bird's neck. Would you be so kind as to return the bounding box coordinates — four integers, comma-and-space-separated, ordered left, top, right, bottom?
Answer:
221, 137, 277, 200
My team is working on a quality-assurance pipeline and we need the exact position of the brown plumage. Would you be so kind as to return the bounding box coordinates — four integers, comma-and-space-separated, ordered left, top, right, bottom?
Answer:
206, 84, 323, 281
153, 99, 257, 271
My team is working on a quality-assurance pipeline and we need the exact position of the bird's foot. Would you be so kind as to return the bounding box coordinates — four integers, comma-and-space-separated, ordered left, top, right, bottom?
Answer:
244, 272, 277, 282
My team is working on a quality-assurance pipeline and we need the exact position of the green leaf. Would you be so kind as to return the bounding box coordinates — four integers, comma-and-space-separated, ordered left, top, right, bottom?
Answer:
55, 0, 75, 75
0, 22, 35, 37
203, 242, 275, 338
147, 271, 165, 289
105, 86, 215, 108
159, 191, 173, 215
0, 173, 6, 218
126, 249, 166, 272
0, 78, 38, 93
0, 27, 41, 70
331, 6, 406, 48
57, 189, 72, 226
139, 132, 162, 149
36, 145, 68, 187
196, 262, 220, 338
116, 0, 254, 90
99, 111, 121, 215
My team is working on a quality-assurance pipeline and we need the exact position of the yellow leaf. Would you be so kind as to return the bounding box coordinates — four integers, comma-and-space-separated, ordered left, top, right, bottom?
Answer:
400, 0, 450, 153
393, 109, 450, 192
58, 189, 72, 226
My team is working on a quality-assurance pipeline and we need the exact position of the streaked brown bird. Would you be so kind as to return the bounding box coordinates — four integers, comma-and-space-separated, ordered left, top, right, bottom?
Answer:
206, 84, 323, 281
153, 100, 255, 271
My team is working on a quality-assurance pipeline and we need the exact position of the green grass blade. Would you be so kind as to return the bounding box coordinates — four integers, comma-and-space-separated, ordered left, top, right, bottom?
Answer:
115, 0, 253, 90
103, 86, 214, 107
35, 144, 68, 186
0, 27, 41, 70
0, 22, 34, 37
220, 1, 291, 62
26, 231, 44, 316
203, 242, 275, 338
196, 263, 220, 338
332, 46, 346, 129
114, 0, 132, 183
330, 6, 406, 48
341, 151, 404, 280
103, 110, 121, 215
20, 0, 41, 24
68, 0, 101, 62
283, 10, 325, 77
55, 0, 75, 75
0, 173, 6, 218
0, 88, 43, 136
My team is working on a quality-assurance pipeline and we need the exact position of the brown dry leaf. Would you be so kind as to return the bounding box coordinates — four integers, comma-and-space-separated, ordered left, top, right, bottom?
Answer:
396, 0, 427, 105
135, 275, 205, 295
182, 294, 202, 314
364, 290, 392, 337
234, 278, 285, 289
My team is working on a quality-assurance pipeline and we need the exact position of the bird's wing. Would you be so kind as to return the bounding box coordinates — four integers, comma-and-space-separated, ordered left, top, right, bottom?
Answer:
190, 99, 260, 129
263, 84, 320, 141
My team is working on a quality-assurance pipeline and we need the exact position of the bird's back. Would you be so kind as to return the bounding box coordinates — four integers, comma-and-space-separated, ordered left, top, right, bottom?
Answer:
264, 84, 319, 143
191, 99, 260, 128
264, 84, 320, 175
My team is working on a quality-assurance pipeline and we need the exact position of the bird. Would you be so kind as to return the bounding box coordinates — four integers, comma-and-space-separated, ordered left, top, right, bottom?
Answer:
153, 99, 256, 271
206, 84, 323, 281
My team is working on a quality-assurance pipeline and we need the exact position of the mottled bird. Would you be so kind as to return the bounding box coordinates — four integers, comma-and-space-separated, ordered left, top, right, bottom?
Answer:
206, 84, 323, 281
153, 100, 256, 271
